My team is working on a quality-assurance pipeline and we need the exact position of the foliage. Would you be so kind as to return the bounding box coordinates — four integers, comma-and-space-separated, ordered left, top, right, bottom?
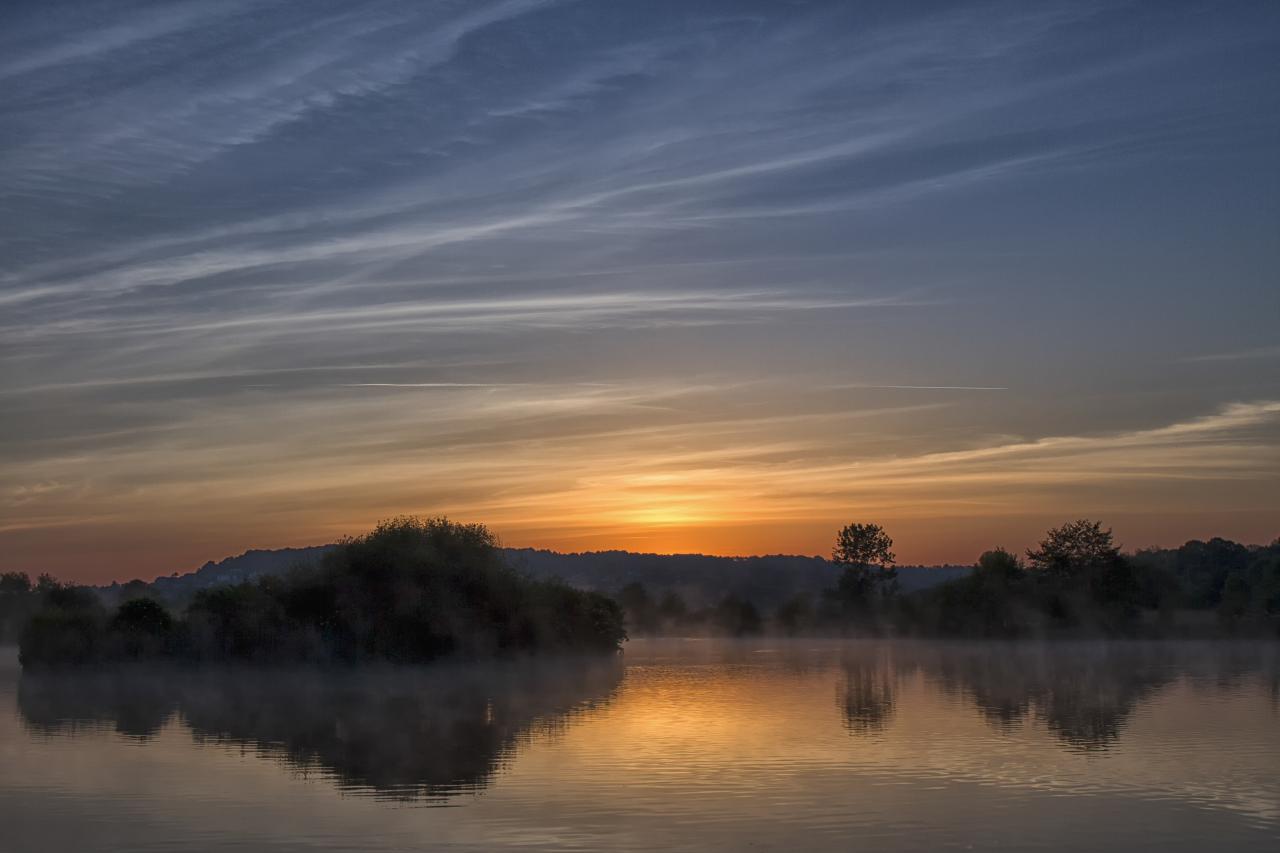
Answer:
712, 594, 763, 636
1, 571, 36, 643
1026, 519, 1120, 578
908, 524, 1280, 638
833, 523, 896, 571
108, 597, 177, 659
12, 518, 1280, 660
19, 517, 626, 668
822, 523, 899, 628
19, 585, 106, 668
916, 549, 1034, 637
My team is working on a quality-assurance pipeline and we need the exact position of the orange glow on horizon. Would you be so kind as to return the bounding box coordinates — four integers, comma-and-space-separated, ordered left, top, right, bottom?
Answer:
2, 397, 1277, 584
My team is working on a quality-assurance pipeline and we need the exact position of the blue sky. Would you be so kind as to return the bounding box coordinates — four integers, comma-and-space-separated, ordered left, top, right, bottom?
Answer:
1, 0, 1277, 580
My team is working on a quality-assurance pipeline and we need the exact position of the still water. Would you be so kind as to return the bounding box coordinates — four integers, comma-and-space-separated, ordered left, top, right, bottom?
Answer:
1, 640, 1277, 852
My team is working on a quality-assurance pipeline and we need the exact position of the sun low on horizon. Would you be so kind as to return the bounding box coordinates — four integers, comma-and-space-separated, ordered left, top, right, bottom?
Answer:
2, 0, 1278, 585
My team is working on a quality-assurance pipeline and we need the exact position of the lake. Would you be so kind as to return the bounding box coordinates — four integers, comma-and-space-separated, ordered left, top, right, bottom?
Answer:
1, 640, 1277, 851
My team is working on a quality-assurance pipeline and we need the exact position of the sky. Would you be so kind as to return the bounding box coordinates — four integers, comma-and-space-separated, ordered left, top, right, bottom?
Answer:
1, 0, 1277, 584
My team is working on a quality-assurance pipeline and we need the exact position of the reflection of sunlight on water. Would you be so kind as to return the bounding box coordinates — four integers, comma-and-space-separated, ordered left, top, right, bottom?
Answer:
2, 641, 1278, 851
546, 641, 1280, 830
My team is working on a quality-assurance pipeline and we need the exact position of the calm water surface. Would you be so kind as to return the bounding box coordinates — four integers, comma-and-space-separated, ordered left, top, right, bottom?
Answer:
1, 640, 1277, 851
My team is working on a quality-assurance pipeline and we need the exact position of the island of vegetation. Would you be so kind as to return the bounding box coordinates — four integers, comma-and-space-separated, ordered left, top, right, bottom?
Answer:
13, 517, 626, 669
3, 516, 1277, 669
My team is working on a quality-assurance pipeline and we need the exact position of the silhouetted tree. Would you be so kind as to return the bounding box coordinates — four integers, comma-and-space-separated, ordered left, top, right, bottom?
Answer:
19, 582, 106, 668
108, 597, 177, 659
1026, 520, 1119, 579
0, 571, 35, 643
976, 548, 1024, 582
1023, 520, 1141, 631
834, 523, 896, 573
0, 571, 32, 597
824, 523, 898, 625
923, 548, 1031, 637
1134, 537, 1251, 607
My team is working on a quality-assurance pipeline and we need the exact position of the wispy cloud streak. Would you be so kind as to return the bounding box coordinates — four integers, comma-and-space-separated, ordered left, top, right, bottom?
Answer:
1, 0, 1277, 577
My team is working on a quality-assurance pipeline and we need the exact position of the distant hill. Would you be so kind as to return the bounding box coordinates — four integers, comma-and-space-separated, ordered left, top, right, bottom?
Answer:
505, 549, 968, 608
146, 546, 336, 599
126, 544, 969, 610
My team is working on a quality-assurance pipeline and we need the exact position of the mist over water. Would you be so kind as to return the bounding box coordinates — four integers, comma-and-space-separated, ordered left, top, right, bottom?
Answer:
2, 640, 1277, 852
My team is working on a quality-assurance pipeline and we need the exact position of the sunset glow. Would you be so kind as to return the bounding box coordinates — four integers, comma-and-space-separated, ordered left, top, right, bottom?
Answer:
1, 1, 1277, 583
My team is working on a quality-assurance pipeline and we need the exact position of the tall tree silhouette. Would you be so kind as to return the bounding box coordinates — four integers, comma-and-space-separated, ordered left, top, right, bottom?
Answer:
827, 523, 898, 620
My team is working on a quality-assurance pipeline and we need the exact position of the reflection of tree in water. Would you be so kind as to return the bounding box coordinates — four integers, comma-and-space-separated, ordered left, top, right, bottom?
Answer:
19, 657, 622, 801
828, 643, 1278, 752
837, 648, 896, 735
922, 643, 1277, 752
922, 645, 1174, 750
1038, 675, 1155, 750
19, 672, 177, 739
913, 647, 1029, 732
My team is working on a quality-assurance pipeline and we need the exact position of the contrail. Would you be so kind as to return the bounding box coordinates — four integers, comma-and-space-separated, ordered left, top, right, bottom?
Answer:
337, 383, 509, 388
838, 384, 1009, 391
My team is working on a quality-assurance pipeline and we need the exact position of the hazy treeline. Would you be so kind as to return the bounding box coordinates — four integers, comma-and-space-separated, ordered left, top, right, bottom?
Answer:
507, 549, 969, 610
907, 522, 1279, 638
6, 519, 1278, 665
14, 517, 626, 669
128, 546, 968, 613
612, 582, 766, 636
613, 521, 1280, 639
0, 571, 53, 644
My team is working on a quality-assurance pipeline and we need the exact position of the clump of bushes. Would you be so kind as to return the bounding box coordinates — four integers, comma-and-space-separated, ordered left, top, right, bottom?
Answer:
19, 517, 625, 668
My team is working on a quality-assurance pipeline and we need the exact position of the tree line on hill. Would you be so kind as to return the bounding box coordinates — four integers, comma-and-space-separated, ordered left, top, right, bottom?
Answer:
4, 517, 1278, 667
505, 549, 969, 610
